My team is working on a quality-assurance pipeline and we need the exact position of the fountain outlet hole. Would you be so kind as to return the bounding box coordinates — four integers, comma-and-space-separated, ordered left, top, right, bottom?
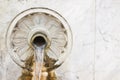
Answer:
33, 36, 46, 48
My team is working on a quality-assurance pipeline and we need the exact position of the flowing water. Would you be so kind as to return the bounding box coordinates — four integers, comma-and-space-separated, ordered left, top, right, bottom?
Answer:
34, 44, 45, 80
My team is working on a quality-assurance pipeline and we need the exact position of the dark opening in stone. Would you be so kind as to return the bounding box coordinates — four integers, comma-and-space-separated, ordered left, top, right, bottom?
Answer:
33, 36, 46, 47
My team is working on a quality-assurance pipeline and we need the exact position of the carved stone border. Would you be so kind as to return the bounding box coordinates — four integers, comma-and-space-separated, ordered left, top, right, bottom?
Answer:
5, 7, 73, 67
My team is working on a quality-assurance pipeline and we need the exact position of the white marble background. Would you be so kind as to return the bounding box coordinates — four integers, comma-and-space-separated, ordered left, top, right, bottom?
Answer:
0, 0, 120, 80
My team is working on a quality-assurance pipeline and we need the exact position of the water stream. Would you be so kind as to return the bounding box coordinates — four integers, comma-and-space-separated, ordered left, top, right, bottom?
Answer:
33, 36, 46, 80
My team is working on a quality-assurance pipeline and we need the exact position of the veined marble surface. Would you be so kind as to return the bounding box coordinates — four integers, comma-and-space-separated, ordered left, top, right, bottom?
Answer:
0, 0, 120, 80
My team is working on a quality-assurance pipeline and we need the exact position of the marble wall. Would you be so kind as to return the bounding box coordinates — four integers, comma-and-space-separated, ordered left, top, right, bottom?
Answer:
0, 0, 120, 80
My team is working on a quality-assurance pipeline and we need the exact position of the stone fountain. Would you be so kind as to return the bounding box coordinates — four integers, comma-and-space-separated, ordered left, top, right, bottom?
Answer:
6, 8, 72, 80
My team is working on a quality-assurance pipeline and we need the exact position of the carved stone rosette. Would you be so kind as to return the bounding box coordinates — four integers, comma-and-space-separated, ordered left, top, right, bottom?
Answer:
6, 8, 72, 79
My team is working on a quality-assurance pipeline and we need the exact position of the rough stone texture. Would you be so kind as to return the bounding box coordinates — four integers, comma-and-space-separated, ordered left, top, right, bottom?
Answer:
1, 0, 120, 80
